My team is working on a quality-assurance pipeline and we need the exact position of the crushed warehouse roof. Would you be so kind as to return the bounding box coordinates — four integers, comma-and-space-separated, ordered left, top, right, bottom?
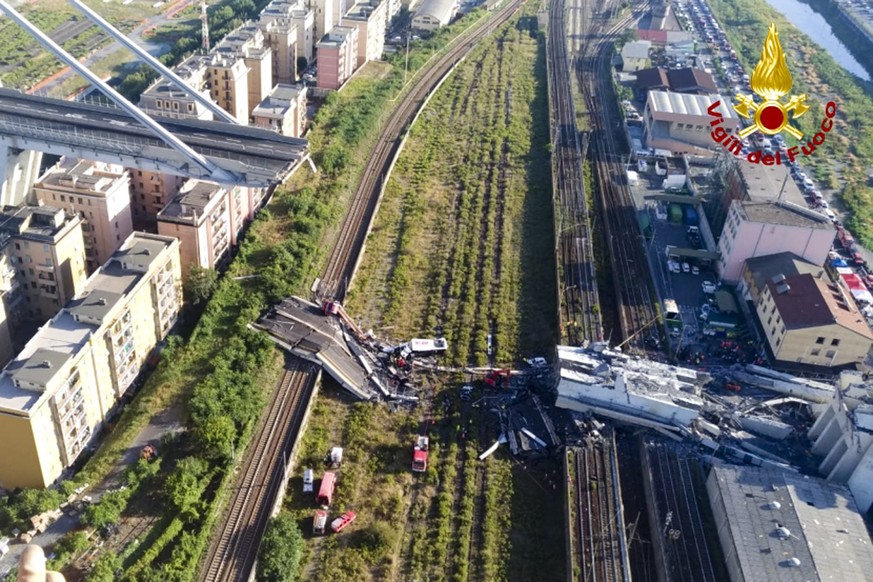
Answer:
707, 463, 873, 581
555, 344, 710, 430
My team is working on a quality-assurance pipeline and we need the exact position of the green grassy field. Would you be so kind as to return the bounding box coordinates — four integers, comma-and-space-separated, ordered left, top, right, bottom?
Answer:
345, 8, 558, 367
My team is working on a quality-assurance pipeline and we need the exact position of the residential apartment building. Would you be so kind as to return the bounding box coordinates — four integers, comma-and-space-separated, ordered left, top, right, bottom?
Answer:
755, 272, 872, 367
253, 84, 308, 137
259, 16, 300, 84
309, 0, 335, 47
33, 159, 134, 273
261, 0, 315, 65
717, 199, 833, 283
205, 55, 251, 123
317, 26, 360, 90
0, 206, 87, 327
341, 0, 387, 67
214, 24, 274, 119
128, 170, 186, 231
0, 233, 181, 489
156, 180, 254, 278
643, 90, 739, 155
139, 55, 215, 120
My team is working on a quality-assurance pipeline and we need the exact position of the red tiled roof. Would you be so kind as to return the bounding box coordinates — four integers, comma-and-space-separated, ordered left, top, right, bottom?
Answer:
637, 29, 668, 43
768, 273, 873, 339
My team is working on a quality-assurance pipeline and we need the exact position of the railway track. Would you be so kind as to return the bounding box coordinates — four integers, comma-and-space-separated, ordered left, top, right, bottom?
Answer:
199, 4, 529, 581
581, 2, 658, 350
198, 360, 316, 582
569, 439, 627, 582
548, 0, 603, 345
647, 441, 718, 582
320, 0, 527, 301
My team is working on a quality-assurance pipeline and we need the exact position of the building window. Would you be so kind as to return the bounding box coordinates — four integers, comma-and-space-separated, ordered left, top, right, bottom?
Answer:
831, 338, 840, 346
141, 194, 146, 200
154, 185, 160, 193
826, 350, 836, 359
811, 349, 820, 356
767, 316, 772, 326
815, 337, 825, 344
775, 338, 781, 347
138, 170, 143, 176
60, 195, 65, 202
78, 198, 83, 205
771, 327, 776, 336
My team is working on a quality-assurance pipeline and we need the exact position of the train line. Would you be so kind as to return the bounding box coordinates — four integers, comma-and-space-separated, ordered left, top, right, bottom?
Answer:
199, 4, 529, 581
198, 360, 316, 582
581, 2, 658, 350
321, 0, 527, 301
548, 0, 603, 345
646, 440, 718, 582
568, 438, 628, 582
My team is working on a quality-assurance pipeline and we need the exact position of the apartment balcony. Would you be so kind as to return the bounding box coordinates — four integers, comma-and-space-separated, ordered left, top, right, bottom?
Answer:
35, 262, 54, 273
39, 285, 58, 298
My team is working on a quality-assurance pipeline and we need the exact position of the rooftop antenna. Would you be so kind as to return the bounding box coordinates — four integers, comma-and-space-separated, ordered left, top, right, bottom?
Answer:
201, 0, 210, 52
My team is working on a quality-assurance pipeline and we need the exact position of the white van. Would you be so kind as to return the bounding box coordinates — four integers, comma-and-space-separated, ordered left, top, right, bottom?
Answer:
303, 468, 314, 493
825, 209, 837, 222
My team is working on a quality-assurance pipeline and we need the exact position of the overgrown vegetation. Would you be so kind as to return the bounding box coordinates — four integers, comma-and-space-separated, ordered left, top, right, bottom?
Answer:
708, 0, 873, 246
346, 12, 557, 366
257, 513, 306, 582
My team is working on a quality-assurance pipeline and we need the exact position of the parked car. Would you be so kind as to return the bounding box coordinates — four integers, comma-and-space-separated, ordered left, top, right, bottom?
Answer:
702, 281, 717, 294
331, 511, 357, 533
682, 262, 691, 273
303, 468, 314, 493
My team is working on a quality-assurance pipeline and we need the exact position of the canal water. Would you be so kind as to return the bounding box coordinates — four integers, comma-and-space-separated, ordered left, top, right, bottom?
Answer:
760, 0, 871, 80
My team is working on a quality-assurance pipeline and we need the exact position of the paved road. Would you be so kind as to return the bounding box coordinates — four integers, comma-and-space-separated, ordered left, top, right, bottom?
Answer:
30, 0, 188, 98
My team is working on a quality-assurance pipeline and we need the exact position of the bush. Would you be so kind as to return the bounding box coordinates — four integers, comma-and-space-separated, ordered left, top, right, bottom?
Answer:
352, 522, 396, 564
256, 513, 305, 582
81, 489, 129, 530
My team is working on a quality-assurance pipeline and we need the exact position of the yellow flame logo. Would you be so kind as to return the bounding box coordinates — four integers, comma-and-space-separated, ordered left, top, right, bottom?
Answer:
734, 23, 810, 139
751, 24, 792, 100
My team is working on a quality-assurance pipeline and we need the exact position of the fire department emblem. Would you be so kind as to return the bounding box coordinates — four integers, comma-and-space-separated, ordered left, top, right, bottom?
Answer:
734, 23, 810, 139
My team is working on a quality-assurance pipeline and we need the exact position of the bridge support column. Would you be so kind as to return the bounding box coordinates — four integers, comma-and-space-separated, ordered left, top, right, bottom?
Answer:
0, 143, 42, 207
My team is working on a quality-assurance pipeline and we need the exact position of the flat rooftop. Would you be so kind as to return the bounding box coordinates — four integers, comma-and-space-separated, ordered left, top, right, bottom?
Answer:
738, 200, 833, 229
708, 463, 873, 581
37, 159, 126, 194
157, 180, 225, 224
0, 312, 92, 414
737, 162, 806, 207
254, 84, 304, 118
647, 90, 738, 120
0, 233, 175, 413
